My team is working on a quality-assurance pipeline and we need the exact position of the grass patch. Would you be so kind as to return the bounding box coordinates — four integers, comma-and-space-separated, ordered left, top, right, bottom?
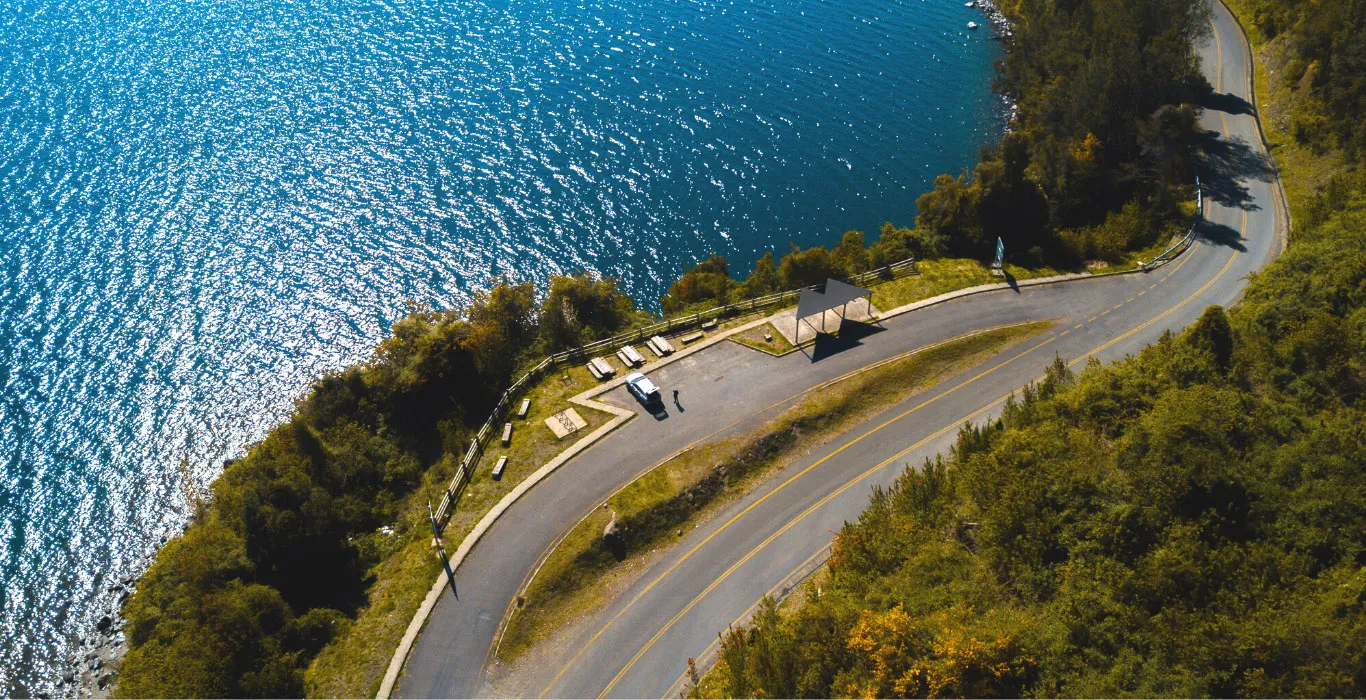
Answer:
729, 322, 797, 356
869, 259, 1069, 311
303, 365, 613, 698
495, 320, 1054, 664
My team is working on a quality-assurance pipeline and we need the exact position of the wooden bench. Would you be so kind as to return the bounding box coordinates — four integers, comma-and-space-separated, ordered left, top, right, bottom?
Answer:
621, 345, 646, 366
680, 332, 704, 344
592, 356, 615, 378
645, 337, 665, 357
701, 319, 718, 331
586, 357, 614, 380
616, 349, 635, 368
518, 398, 530, 419
651, 335, 675, 355
492, 456, 508, 480
501, 422, 513, 446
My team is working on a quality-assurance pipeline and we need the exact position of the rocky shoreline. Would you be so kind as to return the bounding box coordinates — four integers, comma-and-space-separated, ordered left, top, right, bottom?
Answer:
969, 0, 1022, 125
971, 0, 1011, 36
55, 576, 133, 699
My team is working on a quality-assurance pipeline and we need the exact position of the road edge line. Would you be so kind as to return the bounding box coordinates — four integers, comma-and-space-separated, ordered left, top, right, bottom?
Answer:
376, 406, 634, 698
377, 244, 1195, 699
1216, 0, 1292, 251
484, 320, 1048, 678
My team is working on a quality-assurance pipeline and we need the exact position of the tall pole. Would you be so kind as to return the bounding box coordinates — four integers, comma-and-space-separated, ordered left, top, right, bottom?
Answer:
428, 501, 458, 599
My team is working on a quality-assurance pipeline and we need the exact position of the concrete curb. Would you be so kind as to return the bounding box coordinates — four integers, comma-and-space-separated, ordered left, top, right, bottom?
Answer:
873, 268, 1153, 322
376, 406, 633, 699
376, 316, 770, 699
1217, 0, 1293, 253
380, 7, 1288, 697
377, 263, 1165, 698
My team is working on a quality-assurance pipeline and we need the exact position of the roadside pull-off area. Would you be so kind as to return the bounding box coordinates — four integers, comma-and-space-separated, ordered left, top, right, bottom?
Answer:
393, 2, 1285, 697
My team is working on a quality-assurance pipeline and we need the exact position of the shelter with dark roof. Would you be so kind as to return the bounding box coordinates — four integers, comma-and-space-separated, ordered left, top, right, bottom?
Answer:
793, 278, 872, 338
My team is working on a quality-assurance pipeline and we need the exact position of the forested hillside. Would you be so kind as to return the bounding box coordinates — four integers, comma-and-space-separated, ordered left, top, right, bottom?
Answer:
706, 195, 1366, 694
114, 276, 646, 696
911, 0, 1209, 264
702, 2, 1366, 696
1233, 0, 1366, 159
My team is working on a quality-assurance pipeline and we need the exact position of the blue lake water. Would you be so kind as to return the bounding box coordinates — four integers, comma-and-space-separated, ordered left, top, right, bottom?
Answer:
0, 0, 1001, 691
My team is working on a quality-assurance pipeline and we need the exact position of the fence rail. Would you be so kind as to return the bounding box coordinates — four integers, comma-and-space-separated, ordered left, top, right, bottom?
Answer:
1142, 175, 1203, 270
434, 167, 1204, 528
432, 255, 919, 526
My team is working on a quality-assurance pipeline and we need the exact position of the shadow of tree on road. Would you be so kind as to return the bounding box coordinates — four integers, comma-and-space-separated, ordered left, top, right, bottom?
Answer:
1200, 91, 1255, 116
1196, 128, 1273, 211
1195, 218, 1248, 252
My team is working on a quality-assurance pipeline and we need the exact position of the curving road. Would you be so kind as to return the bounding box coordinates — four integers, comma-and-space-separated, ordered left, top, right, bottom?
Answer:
395, 2, 1282, 697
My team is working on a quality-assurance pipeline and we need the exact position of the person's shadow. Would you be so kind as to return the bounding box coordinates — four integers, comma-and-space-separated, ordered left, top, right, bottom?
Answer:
673, 392, 685, 412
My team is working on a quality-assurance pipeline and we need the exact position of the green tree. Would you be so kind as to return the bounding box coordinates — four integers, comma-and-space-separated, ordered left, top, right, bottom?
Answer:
832, 230, 871, 276
538, 273, 639, 351
779, 245, 839, 289
661, 254, 735, 313
740, 251, 780, 298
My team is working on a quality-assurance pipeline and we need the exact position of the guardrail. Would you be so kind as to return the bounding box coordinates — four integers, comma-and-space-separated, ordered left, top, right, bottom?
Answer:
431, 256, 919, 527
1141, 175, 1202, 270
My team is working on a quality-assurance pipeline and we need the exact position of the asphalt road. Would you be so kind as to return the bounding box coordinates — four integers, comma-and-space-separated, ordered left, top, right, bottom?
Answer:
396, 3, 1281, 697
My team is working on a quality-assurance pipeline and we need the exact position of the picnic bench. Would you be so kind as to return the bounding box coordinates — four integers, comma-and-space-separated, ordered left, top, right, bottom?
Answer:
701, 319, 718, 331
616, 348, 635, 368
587, 356, 615, 380
621, 344, 645, 366
651, 335, 675, 355
518, 398, 530, 419
492, 456, 508, 480
680, 332, 704, 344
501, 422, 513, 446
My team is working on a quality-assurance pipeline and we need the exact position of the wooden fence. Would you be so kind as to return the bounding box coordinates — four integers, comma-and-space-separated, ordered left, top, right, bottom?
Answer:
431, 256, 919, 527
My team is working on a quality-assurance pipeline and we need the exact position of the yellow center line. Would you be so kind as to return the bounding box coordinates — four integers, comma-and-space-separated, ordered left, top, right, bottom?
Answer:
484, 323, 1034, 675
552, 178, 1229, 696
607, 386, 1025, 699
606, 213, 1244, 700
1073, 323, 1084, 329
538, 329, 1062, 698
1214, 12, 1224, 93
661, 545, 833, 699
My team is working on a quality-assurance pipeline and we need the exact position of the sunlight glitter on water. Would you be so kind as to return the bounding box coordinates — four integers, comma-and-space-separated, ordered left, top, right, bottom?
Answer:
0, 0, 1002, 691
